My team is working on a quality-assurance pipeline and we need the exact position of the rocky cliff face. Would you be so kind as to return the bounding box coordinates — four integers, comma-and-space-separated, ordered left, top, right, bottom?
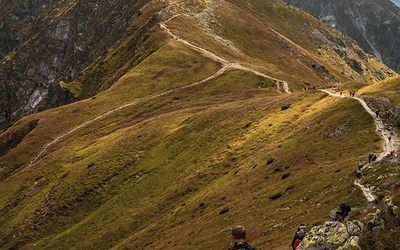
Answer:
282, 0, 400, 72
0, 0, 149, 129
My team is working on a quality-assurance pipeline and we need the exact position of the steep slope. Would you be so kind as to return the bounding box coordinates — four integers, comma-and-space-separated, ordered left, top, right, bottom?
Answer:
0, 0, 397, 249
283, 0, 400, 72
0, 0, 151, 129
1, 0, 396, 131
0, 0, 66, 59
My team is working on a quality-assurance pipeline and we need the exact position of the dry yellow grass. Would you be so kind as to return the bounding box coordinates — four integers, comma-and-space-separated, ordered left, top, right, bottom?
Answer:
0, 0, 396, 249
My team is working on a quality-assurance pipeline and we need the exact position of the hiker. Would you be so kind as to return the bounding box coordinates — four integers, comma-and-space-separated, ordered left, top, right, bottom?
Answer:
291, 224, 306, 250
356, 169, 363, 179
388, 136, 392, 143
390, 149, 396, 156
369, 153, 377, 163
357, 161, 363, 171
375, 110, 380, 118
229, 225, 256, 250
330, 203, 351, 221
368, 153, 377, 163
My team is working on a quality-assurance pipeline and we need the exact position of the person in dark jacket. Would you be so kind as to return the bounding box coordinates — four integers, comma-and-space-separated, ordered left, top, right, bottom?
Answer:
291, 224, 306, 249
229, 225, 256, 250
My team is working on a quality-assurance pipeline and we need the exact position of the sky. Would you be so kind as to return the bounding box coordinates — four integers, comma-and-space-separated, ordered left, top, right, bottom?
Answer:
391, 0, 400, 7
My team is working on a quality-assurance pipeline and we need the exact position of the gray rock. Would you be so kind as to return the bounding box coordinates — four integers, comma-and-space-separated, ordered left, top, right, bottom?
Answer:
0, 0, 149, 129
297, 221, 363, 250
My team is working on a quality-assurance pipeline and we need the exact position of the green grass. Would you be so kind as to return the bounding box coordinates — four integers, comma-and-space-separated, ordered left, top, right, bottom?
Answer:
0, 0, 397, 249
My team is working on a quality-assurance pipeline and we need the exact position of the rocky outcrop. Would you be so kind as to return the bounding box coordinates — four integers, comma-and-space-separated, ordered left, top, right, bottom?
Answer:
366, 209, 385, 233
384, 196, 400, 218
0, 0, 66, 59
0, 0, 150, 129
297, 221, 364, 250
282, 0, 400, 72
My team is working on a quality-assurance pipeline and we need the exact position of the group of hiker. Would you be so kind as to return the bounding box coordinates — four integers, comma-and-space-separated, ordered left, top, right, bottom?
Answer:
356, 152, 378, 179
329, 203, 352, 222
230, 202, 352, 250
228, 224, 307, 250
228, 105, 397, 249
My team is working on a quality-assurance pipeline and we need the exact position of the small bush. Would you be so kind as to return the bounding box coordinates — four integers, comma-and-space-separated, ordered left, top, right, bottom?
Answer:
270, 192, 283, 200
264, 176, 270, 180
199, 202, 205, 207
281, 173, 290, 179
286, 185, 295, 191
281, 104, 291, 110
284, 165, 290, 169
244, 122, 252, 129
87, 162, 95, 168
267, 158, 275, 165
219, 207, 229, 215
274, 167, 282, 172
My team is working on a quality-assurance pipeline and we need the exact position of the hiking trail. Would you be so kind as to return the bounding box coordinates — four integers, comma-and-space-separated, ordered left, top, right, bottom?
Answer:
159, 16, 291, 94
28, 15, 291, 166
320, 89, 399, 202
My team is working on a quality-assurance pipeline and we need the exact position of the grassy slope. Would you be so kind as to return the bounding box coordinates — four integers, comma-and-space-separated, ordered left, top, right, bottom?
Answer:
358, 75, 400, 103
0, 0, 395, 249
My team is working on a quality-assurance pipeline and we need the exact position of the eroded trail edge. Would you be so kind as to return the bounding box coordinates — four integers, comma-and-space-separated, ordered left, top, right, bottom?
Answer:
320, 89, 399, 202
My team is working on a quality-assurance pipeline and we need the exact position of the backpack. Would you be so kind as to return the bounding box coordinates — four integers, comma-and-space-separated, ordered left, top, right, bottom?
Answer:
294, 239, 302, 249
229, 241, 256, 250
292, 231, 305, 249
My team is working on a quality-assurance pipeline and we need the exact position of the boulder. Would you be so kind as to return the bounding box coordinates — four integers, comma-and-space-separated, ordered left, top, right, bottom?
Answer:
297, 221, 363, 250
367, 209, 385, 233
384, 196, 400, 218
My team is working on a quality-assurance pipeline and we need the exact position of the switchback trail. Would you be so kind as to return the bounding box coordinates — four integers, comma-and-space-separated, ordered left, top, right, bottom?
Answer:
28, 16, 292, 166
320, 89, 399, 202
160, 16, 292, 94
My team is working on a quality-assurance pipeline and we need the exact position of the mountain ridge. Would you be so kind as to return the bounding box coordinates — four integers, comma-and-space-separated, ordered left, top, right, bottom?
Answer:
283, 0, 400, 72
0, 0, 399, 249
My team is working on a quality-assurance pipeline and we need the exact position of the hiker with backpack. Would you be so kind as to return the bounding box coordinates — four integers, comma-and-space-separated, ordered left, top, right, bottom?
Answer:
291, 224, 306, 250
368, 153, 377, 163
228, 225, 256, 250
330, 203, 351, 221
357, 160, 363, 170
356, 169, 363, 179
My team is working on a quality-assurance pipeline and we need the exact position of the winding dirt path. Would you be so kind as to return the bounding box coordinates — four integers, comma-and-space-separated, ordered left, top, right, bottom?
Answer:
320, 89, 399, 202
29, 65, 231, 165
29, 15, 293, 166
160, 17, 291, 94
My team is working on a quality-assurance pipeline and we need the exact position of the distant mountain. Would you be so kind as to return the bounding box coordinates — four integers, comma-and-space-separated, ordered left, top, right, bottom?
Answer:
282, 0, 400, 72
0, 0, 397, 249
